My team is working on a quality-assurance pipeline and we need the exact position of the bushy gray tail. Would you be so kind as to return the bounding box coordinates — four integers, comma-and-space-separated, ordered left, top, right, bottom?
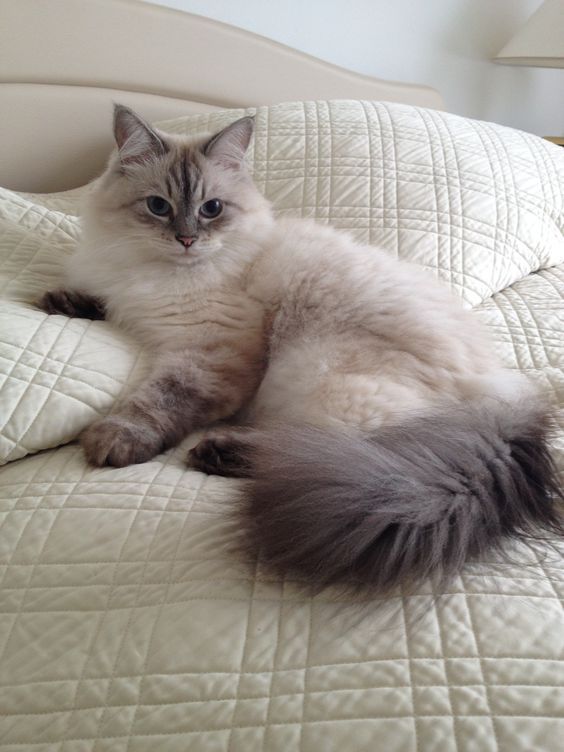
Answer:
240, 402, 563, 592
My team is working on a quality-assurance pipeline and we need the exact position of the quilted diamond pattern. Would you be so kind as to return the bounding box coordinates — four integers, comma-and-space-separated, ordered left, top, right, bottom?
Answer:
0, 424, 562, 749
1, 101, 563, 750
476, 265, 564, 480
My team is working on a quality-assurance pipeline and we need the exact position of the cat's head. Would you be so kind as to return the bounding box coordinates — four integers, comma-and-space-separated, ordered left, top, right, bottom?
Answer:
88, 105, 271, 266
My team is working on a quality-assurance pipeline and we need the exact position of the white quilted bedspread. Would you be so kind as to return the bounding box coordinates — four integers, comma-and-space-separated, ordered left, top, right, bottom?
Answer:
0, 101, 563, 751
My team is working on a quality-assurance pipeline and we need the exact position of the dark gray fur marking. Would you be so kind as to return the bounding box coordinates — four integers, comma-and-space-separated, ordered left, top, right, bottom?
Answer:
235, 402, 564, 592
39, 289, 106, 320
81, 369, 216, 468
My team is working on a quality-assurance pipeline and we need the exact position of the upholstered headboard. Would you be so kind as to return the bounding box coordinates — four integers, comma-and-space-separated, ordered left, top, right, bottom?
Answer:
0, 0, 443, 192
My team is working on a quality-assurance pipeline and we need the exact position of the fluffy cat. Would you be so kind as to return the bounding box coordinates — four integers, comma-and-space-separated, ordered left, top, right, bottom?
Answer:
40, 105, 563, 592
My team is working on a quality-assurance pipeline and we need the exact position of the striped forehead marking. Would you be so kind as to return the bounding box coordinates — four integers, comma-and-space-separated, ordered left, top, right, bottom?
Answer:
167, 150, 202, 204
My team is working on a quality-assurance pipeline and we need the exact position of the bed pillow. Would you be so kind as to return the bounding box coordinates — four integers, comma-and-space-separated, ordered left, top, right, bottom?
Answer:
157, 101, 564, 306
1, 100, 563, 463
0, 188, 146, 464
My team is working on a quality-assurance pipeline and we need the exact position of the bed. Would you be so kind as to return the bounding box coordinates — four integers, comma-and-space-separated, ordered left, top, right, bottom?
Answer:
0, 1, 563, 750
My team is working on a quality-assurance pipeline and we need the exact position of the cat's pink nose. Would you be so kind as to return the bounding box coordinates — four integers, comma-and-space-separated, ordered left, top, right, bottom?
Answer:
176, 235, 196, 248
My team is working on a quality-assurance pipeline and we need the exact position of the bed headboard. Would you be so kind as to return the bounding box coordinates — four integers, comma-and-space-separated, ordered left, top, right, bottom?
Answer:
0, 0, 444, 193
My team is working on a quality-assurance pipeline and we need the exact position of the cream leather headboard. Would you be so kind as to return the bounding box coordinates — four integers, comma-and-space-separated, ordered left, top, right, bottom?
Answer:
0, 0, 443, 193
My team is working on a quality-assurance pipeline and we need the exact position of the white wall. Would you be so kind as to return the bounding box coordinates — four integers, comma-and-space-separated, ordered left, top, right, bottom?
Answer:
146, 0, 564, 136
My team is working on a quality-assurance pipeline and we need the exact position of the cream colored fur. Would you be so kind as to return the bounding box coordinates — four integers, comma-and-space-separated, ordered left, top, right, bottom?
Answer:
67, 110, 528, 464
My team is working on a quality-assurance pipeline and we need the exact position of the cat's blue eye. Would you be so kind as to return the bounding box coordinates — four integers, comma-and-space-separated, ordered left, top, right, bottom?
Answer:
199, 199, 223, 219
146, 196, 171, 216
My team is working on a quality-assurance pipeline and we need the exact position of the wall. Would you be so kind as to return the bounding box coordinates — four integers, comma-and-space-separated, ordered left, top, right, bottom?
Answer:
146, 0, 564, 136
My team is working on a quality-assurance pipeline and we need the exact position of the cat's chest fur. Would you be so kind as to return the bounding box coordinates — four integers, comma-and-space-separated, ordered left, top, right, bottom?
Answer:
103, 264, 265, 352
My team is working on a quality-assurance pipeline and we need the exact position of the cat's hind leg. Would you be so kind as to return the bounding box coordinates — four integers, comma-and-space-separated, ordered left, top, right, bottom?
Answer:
188, 426, 257, 478
39, 289, 106, 320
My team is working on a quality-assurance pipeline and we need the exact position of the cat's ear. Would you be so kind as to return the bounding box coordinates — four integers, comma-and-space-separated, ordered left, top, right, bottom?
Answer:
203, 116, 254, 168
113, 104, 167, 164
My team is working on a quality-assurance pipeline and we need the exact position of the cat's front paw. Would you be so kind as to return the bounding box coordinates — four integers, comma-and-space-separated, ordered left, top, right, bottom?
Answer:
81, 416, 161, 467
38, 289, 106, 320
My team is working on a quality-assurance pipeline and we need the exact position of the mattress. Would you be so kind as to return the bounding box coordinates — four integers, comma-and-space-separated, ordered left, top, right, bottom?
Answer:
1, 100, 563, 751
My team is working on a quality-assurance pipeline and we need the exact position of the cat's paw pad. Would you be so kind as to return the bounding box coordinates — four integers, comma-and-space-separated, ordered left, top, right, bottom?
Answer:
38, 289, 106, 320
188, 433, 251, 478
81, 417, 160, 467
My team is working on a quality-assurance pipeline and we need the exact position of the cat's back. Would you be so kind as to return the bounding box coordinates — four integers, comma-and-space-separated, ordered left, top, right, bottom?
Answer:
251, 216, 447, 326
251, 217, 380, 304
251, 215, 496, 377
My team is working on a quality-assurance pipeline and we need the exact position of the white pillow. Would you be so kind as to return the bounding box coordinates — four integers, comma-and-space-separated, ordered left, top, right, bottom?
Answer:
0, 188, 144, 464
158, 101, 564, 306
1, 100, 563, 463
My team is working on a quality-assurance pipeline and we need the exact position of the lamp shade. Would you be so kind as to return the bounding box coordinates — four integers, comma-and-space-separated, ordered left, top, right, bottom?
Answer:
494, 0, 564, 67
